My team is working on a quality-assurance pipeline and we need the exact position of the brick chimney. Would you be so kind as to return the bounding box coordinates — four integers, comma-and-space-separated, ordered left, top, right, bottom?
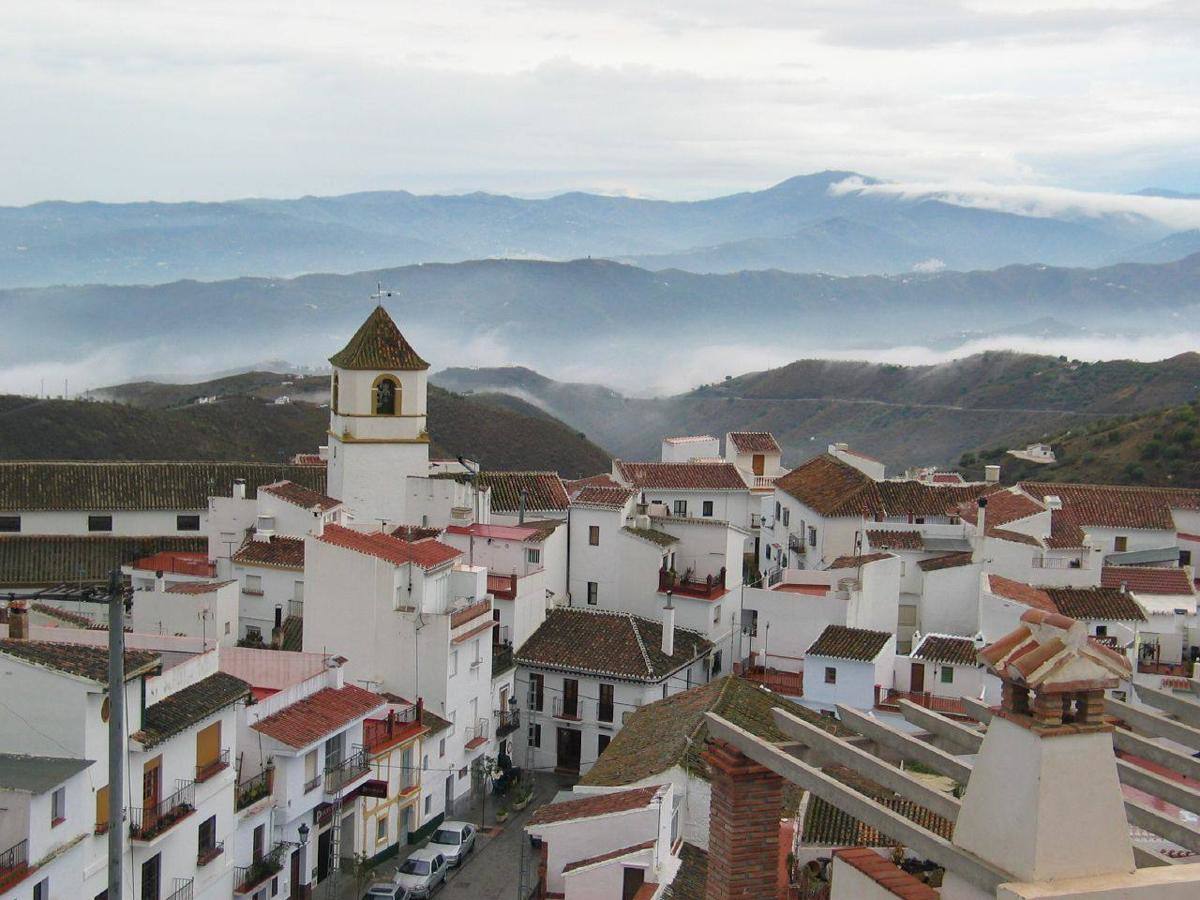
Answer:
7, 600, 29, 640
703, 738, 784, 900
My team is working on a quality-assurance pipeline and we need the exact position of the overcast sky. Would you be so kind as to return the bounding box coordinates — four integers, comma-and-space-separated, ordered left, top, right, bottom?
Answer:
2, 1, 1198, 206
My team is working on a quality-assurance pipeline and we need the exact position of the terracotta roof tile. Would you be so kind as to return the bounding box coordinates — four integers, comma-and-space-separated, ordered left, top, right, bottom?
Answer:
1046, 509, 1087, 548
833, 848, 939, 899
477, 471, 569, 512
527, 785, 663, 826
1044, 586, 1147, 621
133, 671, 249, 748
866, 530, 923, 551
1021, 481, 1200, 531
661, 842, 708, 900
622, 526, 679, 548
0, 461, 327, 512
931, 472, 965, 484
164, 580, 236, 594
564, 474, 621, 491
803, 766, 953, 847
829, 553, 893, 569
1101, 566, 1195, 596
516, 608, 711, 682
960, 489, 1044, 530
916, 551, 974, 572
728, 432, 781, 454
615, 461, 748, 491
563, 840, 656, 874
232, 536, 306, 570
317, 523, 461, 570
328, 305, 429, 370
0, 535, 206, 587
912, 634, 978, 666
806, 625, 891, 662
0, 640, 159, 683
986, 575, 1055, 612
252, 684, 386, 749
572, 486, 635, 509
259, 480, 341, 511
390, 525, 443, 541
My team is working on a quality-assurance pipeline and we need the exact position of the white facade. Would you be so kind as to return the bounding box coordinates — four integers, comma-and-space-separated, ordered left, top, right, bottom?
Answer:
130, 579, 240, 648
803, 640, 896, 711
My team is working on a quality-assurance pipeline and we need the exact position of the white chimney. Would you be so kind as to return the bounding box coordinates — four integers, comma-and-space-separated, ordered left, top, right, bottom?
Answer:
311, 506, 325, 537
661, 596, 676, 657
232, 478, 247, 500
1045, 495, 1062, 512
253, 514, 275, 542
636, 514, 652, 530
984, 465, 1001, 483
155, 569, 165, 593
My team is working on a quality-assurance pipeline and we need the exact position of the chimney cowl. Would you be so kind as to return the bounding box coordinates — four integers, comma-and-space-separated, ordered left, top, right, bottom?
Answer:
7, 601, 29, 640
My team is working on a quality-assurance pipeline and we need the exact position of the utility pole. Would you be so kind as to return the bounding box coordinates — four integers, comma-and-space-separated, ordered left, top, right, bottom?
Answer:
106, 568, 125, 900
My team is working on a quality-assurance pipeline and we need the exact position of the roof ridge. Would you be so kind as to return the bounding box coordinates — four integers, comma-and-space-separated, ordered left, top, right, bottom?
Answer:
630, 616, 655, 676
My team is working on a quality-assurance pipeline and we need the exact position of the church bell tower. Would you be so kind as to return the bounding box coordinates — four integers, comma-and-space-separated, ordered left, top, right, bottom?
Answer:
326, 304, 430, 525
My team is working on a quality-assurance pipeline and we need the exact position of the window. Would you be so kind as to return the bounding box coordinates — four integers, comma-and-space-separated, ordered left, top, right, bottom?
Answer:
528, 723, 541, 748
1095, 625, 1108, 637
198, 815, 217, 858
940, 667, 954, 684
376, 817, 388, 843
702, 500, 714, 517
529, 673, 544, 711
1182, 550, 1192, 566
33, 878, 49, 900
597, 733, 611, 756
304, 749, 318, 786
0, 516, 19, 532
95, 785, 110, 833
331, 372, 339, 413
245, 625, 262, 644
808, 526, 817, 547
51, 786, 65, 825
672, 499, 688, 517
598, 683, 614, 723
588, 525, 600, 546
176, 514, 201, 531
253, 824, 265, 861
1115, 536, 1128, 552
824, 666, 837, 684
662, 683, 669, 699
774, 501, 781, 520
743, 609, 758, 637
243, 574, 263, 595
438, 738, 446, 757
587, 581, 598, 605
448, 710, 457, 736
88, 514, 113, 532
449, 649, 459, 676
373, 376, 400, 415
711, 650, 722, 676
765, 545, 771, 560
425, 795, 432, 815
196, 721, 222, 780
713, 603, 721, 625
782, 508, 790, 526
527, 548, 541, 565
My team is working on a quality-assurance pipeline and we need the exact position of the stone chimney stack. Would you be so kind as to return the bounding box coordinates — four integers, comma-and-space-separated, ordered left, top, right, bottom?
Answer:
155, 569, 165, 593
661, 594, 676, 657
984, 464, 1001, 483
7, 600, 29, 640
311, 506, 325, 537
703, 739, 784, 900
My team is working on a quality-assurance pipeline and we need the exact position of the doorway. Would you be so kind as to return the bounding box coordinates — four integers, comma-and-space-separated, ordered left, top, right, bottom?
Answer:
910, 662, 925, 694
289, 849, 301, 900
316, 828, 331, 883
444, 773, 455, 818
752, 454, 765, 476
622, 866, 646, 900
556, 727, 582, 774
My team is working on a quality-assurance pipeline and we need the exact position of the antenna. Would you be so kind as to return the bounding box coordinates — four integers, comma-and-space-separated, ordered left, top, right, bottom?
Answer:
370, 282, 395, 306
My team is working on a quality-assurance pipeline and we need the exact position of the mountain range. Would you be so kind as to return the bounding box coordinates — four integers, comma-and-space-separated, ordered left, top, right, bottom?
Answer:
2, 171, 1196, 288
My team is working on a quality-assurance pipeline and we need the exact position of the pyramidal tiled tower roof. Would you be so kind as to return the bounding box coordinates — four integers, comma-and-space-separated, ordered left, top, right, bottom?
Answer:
329, 305, 429, 371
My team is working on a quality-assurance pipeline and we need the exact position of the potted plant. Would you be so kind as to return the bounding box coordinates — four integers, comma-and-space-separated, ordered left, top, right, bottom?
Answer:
496, 804, 509, 823
512, 782, 532, 811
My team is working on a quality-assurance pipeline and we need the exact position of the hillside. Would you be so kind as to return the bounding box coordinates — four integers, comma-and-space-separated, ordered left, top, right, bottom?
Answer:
962, 400, 1200, 488
432, 351, 1200, 472
0, 170, 1183, 288
0, 382, 612, 477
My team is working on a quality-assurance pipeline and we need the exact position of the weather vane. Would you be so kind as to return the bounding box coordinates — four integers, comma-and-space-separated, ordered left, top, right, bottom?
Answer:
370, 281, 395, 306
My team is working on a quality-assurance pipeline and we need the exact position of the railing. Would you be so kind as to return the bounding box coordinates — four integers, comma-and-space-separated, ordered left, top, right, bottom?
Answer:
464, 719, 490, 749
750, 513, 763, 529
197, 840, 224, 866
166, 876, 194, 900
488, 573, 518, 600
303, 773, 323, 794
750, 475, 778, 490
788, 534, 804, 554
658, 567, 726, 598
130, 781, 195, 841
492, 642, 514, 678
495, 708, 520, 738
363, 706, 422, 753
235, 768, 273, 811
196, 748, 230, 783
742, 666, 803, 696
325, 748, 370, 793
875, 687, 967, 717
1031, 556, 1087, 570
0, 839, 28, 877
450, 597, 492, 629
234, 844, 287, 894
553, 696, 584, 721
288, 598, 304, 619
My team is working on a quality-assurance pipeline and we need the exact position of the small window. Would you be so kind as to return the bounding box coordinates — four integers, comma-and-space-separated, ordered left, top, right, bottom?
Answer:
198, 815, 217, 855
1114, 536, 1128, 552
439, 738, 446, 757
588, 525, 600, 546
95, 785, 110, 833
598, 733, 611, 756
824, 666, 837, 684
702, 500, 714, 517
1095, 625, 1108, 637
33, 878, 49, 900
449, 649, 459, 676
529, 673, 544, 711
528, 723, 541, 748
244, 574, 263, 595
808, 526, 817, 548
1181, 550, 1192, 566
527, 548, 541, 565
425, 795, 432, 814
374, 376, 399, 415
765, 546, 771, 560
0, 516, 19, 533
88, 514, 113, 532
587, 581, 598, 605
176, 514, 201, 531
51, 786, 66, 824
774, 501, 781, 519
940, 667, 954, 684
376, 817, 388, 843
673, 499, 688, 517
782, 508, 790, 526
713, 603, 721, 625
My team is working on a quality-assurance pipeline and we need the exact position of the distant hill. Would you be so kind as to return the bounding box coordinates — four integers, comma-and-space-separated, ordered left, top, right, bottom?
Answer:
962, 400, 1200, 488
0, 170, 1190, 288
1, 379, 612, 477
433, 351, 1200, 473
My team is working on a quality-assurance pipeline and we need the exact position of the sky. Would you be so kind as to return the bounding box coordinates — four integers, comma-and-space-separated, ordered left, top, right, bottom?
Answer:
2, 1, 1199, 206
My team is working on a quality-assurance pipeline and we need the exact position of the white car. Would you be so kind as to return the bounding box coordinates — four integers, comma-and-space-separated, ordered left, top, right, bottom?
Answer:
427, 821, 477, 867
363, 881, 411, 900
394, 848, 449, 897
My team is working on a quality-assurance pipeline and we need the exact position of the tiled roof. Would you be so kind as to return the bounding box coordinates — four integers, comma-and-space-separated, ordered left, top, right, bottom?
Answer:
0, 535, 206, 587
252, 684, 386, 749
990, 528, 1042, 547
661, 843, 708, 900
960, 489, 1043, 530
391, 525, 444, 542
728, 432, 781, 454
133, 672, 250, 748
866, 530, 923, 551
1020, 481, 1200, 531
564, 474, 621, 491
986, 575, 1055, 612
931, 472, 965, 484
0, 461, 327, 511
328, 305, 429, 370
317, 523, 461, 570
622, 526, 679, 548
572, 486, 635, 509
832, 848, 939, 899
916, 551, 974, 572
0, 640, 159, 683
232, 536, 305, 570
259, 480, 341, 511
776, 455, 995, 518
420, 708, 452, 737
806, 625, 891, 662
563, 840, 656, 874
803, 765, 953, 847
477, 471, 569, 512
1044, 586, 1147, 622
581, 676, 847, 788
912, 634, 978, 666
526, 784, 663, 826
165, 580, 235, 594
0, 755, 93, 794
281, 615, 303, 652
516, 608, 711, 682
1046, 509, 1087, 549
828, 552, 893, 569
1101, 566, 1195, 595
615, 461, 748, 491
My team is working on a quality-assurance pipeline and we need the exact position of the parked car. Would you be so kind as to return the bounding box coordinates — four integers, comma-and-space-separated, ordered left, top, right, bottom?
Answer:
427, 821, 477, 866
363, 880, 411, 900
394, 848, 449, 897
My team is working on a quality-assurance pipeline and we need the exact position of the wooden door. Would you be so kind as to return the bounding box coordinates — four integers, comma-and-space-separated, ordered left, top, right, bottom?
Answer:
752, 454, 765, 476
556, 728, 582, 773
910, 662, 925, 694
142, 756, 161, 828
289, 849, 302, 900
196, 721, 220, 770
562, 679, 578, 718
317, 828, 331, 882
140, 853, 161, 900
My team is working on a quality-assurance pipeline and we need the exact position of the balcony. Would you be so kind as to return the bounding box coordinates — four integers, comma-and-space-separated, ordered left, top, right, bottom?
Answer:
0, 839, 29, 892
492, 642, 515, 678
1031, 556, 1087, 570
495, 708, 520, 738
450, 597, 492, 630
130, 781, 196, 842
324, 748, 370, 794
488, 573, 518, 600
658, 567, 728, 600
195, 748, 230, 784
234, 844, 287, 895
874, 687, 968, 718
235, 768, 273, 811
788, 534, 805, 554
364, 705, 423, 755
166, 877, 194, 900
303, 774, 323, 794
750, 474, 778, 491
197, 840, 224, 867
288, 598, 304, 619
553, 697, 584, 722
464, 719, 490, 750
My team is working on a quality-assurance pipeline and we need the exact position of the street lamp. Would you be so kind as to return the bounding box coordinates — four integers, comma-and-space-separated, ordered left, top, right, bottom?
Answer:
297, 822, 309, 845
